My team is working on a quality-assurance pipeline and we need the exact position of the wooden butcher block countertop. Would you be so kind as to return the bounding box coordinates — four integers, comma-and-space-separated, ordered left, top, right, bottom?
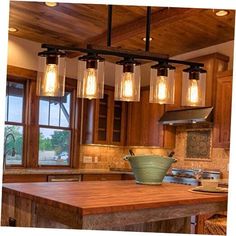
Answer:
2, 181, 227, 216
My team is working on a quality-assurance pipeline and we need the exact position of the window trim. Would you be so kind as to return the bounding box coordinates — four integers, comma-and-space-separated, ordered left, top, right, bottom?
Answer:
6, 65, 81, 169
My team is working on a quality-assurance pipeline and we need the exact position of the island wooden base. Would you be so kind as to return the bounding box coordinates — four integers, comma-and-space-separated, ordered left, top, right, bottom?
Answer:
1, 191, 226, 234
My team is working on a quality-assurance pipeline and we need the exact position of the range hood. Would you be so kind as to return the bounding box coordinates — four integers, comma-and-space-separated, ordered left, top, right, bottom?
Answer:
159, 107, 213, 125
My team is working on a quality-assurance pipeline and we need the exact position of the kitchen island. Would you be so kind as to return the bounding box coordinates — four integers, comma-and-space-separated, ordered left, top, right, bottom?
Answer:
1, 181, 227, 233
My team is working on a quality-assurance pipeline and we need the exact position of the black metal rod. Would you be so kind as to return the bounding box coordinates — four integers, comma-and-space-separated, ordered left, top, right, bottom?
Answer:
41, 43, 204, 67
107, 5, 113, 47
145, 7, 151, 52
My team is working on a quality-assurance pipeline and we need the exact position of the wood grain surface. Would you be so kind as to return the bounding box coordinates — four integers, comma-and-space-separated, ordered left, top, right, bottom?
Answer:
2, 181, 227, 216
9, 2, 234, 57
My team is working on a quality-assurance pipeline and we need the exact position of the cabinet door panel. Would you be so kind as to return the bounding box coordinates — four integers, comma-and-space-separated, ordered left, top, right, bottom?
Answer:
127, 89, 171, 147
213, 73, 232, 148
141, 90, 164, 146
94, 93, 110, 144
110, 92, 127, 145
83, 88, 126, 145
127, 102, 142, 146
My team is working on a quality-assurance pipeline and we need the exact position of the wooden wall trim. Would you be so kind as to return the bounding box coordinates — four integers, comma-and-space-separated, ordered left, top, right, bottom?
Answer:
189, 53, 230, 64
7, 65, 37, 80
7, 65, 78, 88
216, 70, 233, 78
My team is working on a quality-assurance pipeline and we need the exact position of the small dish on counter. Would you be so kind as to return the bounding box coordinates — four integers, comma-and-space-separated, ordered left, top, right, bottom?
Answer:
190, 186, 228, 193
200, 179, 220, 188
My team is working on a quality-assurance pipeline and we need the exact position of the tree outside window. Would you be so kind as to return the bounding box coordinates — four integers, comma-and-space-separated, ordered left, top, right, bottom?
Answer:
38, 92, 72, 166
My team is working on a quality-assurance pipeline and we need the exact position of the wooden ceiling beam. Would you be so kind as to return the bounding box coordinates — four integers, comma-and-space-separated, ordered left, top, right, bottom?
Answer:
67, 8, 203, 58
87, 8, 204, 46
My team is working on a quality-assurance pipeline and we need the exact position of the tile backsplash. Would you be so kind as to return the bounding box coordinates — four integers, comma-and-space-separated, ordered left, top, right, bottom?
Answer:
79, 126, 229, 178
173, 127, 229, 178
79, 145, 169, 170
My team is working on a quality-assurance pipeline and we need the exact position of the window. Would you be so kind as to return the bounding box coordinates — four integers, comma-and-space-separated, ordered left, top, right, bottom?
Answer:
4, 81, 25, 165
5, 67, 79, 169
38, 92, 72, 166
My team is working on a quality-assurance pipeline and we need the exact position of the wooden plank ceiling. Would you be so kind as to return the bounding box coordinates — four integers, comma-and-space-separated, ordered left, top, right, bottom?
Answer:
9, 2, 235, 58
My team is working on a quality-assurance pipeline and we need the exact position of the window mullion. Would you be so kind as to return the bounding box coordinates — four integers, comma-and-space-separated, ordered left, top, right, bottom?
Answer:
59, 97, 61, 127
48, 98, 51, 126
6, 82, 9, 121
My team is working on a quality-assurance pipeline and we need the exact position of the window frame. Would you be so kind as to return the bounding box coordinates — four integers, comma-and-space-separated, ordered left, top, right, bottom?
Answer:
5, 77, 28, 168
37, 88, 75, 167
6, 65, 81, 169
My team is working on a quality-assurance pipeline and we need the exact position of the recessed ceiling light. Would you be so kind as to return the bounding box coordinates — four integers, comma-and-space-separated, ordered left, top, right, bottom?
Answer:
142, 37, 153, 42
45, 2, 58, 7
215, 10, 229, 17
8, 27, 18, 32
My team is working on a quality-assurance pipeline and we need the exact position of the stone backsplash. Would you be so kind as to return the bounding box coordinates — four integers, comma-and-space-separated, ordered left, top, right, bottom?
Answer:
172, 127, 229, 178
79, 145, 169, 170
79, 127, 229, 178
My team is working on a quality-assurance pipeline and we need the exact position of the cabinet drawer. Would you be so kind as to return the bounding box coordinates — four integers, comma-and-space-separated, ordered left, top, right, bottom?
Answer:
82, 174, 122, 181
48, 175, 81, 182
3, 174, 47, 183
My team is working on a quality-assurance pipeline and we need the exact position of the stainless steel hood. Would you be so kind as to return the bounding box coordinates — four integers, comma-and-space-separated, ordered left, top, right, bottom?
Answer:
159, 107, 213, 125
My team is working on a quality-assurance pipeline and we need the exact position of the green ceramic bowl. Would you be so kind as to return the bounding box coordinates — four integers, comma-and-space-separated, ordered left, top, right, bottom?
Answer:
124, 155, 177, 185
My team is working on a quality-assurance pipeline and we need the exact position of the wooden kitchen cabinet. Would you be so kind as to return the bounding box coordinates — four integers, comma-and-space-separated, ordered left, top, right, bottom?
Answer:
165, 53, 229, 111
213, 70, 232, 149
127, 88, 175, 148
83, 87, 127, 145
3, 174, 48, 183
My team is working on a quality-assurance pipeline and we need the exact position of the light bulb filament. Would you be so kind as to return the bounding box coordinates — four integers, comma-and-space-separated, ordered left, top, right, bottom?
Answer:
157, 76, 168, 101
44, 64, 58, 94
188, 79, 199, 104
122, 72, 134, 98
85, 68, 97, 97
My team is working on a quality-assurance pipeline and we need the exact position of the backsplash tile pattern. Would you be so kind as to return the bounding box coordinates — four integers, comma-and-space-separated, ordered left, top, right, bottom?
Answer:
79, 126, 229, 178
79, 145, 169, 170
173, 127, 229, 178
186, 129, 211, 159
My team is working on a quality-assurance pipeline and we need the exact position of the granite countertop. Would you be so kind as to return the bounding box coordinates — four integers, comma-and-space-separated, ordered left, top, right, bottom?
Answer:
3, 168, 133, 175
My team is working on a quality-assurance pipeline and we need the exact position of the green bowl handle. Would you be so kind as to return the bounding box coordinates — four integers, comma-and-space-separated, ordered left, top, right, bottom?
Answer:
172, 158, 177, 163
123, 155, 131, 161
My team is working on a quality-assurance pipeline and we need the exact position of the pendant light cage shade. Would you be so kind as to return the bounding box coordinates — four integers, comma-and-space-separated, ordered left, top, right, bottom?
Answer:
149, 63, 175, 104
115, 59, 141, 102
37, 50, 66, 97
181, 67, 207, 107
77, 55, 105, 99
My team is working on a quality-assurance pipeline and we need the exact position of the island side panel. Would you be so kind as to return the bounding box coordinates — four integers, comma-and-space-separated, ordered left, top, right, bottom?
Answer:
109, 217, 191, 233
1, 191, 82, 229
82, 201, 227, 230
1, 191, 34, 227
1, 191, 15, 226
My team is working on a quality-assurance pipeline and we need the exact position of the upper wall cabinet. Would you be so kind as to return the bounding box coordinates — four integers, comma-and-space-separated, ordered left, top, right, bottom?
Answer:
165, 53, 229, 111
213, 70, 232, 149
127, 88, 175, 148
83, 87, 127, 145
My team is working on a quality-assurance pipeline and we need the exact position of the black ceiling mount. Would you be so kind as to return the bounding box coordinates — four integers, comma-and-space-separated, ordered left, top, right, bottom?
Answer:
38, 48, 66, 57
145, 6, 152, 52
107, 5, 113, 47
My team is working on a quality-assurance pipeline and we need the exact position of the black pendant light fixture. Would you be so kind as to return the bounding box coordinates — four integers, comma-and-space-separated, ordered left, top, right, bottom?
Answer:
182, 66, 207, 107
115, 57, 141, 101
37, 48, 66, 97
77, 53, 105, 99
37, 5, 207, 103
149, 61, 175, 104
